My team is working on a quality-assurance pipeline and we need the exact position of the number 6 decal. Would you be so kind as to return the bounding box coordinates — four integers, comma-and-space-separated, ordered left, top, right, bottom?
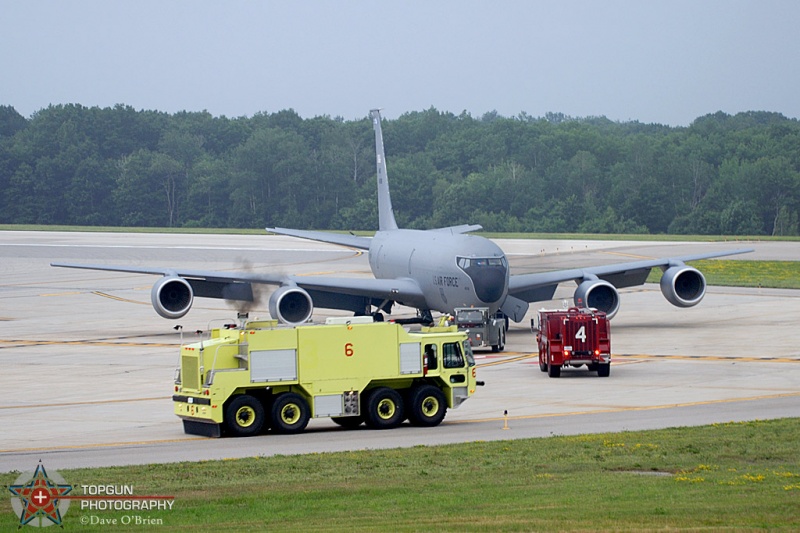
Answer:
345, 343, 354, 357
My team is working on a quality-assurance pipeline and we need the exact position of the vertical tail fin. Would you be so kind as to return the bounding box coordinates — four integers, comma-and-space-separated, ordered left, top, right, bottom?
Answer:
370, 109, 399, 231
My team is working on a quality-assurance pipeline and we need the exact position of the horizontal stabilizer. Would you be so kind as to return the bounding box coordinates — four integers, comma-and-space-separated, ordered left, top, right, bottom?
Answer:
430, 224, 483, 235
266, 227, 371, 250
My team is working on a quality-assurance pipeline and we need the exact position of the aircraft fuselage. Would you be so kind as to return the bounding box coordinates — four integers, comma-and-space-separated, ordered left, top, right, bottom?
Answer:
368, 229, 509, 315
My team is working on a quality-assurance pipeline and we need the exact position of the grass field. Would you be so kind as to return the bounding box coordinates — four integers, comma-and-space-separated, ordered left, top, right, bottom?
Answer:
3, 419, 799, 531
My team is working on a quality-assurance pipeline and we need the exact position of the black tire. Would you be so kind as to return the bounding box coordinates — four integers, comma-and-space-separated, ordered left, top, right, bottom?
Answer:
539, 348, 547, 372
498, 328, 505, 352
407, 385, 447, 427
597, 363, 610, 377
364, 387, 404, 429
271, 392, 310, 434
548, 363, 561, 378
331, 416, 363, 429
225, 394, 265, 437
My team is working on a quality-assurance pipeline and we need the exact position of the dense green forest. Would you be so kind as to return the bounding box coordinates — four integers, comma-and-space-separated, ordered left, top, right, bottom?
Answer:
1, 104, 798, 235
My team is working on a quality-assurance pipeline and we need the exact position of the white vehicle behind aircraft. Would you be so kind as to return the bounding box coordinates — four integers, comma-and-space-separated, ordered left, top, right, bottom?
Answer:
52, 109, 752, 325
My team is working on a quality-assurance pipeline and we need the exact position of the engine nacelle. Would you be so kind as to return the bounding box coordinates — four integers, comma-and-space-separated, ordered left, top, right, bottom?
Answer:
660, 265, 706, 307
574, 278, 620, 319
151, 276, 193, 319
269, 285, 313, 325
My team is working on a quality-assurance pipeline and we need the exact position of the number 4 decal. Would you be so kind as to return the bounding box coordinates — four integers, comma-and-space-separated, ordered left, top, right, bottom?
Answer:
575, 326, 586, 342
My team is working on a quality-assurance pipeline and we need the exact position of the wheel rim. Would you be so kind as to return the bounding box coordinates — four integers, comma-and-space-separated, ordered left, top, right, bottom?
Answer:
420, 396, 439, 417
377, 398, 396, 420
235, 406, 256, 428
280, 403, 301, 425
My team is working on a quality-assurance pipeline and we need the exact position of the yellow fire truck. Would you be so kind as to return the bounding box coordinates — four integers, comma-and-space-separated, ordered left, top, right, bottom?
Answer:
173, 316, 482, 437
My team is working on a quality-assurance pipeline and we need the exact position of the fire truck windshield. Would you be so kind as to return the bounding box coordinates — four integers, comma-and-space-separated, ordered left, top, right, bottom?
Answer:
462, 340, 475, 366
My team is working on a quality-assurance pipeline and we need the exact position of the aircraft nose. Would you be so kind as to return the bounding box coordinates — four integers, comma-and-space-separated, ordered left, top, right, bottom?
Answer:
466, 265, 506, 303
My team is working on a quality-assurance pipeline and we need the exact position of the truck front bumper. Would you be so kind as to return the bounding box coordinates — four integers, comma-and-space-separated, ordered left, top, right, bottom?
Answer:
173, 394, 222, 424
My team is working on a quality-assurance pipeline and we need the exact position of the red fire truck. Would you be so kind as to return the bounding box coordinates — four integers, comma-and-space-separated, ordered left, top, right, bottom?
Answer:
532, 307, 611, 378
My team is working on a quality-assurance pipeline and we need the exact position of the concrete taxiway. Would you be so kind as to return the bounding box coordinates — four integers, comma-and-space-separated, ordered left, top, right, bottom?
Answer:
0, 231, 798, 472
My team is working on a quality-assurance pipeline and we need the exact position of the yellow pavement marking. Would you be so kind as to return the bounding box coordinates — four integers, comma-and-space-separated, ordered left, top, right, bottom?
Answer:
477, 352, 535, 367
92, 290, 149, 305
40, 291, 83, 297
5, 391, 799, 455
619, 354, 800, 363
600, 250, 654, 260
476, 352, 800, 367
0, 436, 207, 454
454, 391, 800, 425
1, 397, 168, 410
0, 339, 175, 348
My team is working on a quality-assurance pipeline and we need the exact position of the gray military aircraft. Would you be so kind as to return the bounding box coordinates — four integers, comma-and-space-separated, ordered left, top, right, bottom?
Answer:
52, 109, 751, 325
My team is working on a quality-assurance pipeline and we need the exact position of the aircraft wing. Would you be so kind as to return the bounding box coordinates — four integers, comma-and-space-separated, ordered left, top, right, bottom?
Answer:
267, 227, 371, 250
507, 247, 754, 302
50, 262, 294, 283
51, 261, 427, 315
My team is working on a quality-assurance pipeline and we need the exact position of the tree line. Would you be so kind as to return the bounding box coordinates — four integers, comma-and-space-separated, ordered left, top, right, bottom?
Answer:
1, 104, 798, 235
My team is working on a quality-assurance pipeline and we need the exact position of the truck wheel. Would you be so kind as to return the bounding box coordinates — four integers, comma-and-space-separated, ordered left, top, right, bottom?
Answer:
331, 416, 363, 429
408, 385, 447, 427
548, 363, 561, 378
498, 328, 505, 352
597, 363, 610, 377
271, 392, 310, 434
364, 387, 404, 429
225, 395, 265, 437
539, 351, 548, 372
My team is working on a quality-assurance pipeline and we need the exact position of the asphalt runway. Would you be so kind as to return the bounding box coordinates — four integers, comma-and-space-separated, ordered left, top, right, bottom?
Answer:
1, 231, 798, 472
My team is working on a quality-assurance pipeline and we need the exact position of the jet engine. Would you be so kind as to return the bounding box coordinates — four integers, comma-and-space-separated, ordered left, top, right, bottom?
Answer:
574, 278, 620, 319
151, 276, 193, 319
269, 285, 313, 325
660, 265, 706, 307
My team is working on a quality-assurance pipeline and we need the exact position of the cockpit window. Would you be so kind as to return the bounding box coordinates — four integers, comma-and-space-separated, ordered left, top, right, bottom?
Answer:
457, 257, 507, 270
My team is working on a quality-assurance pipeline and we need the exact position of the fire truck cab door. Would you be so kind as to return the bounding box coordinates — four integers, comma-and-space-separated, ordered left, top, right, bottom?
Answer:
441, 340, 472, 407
